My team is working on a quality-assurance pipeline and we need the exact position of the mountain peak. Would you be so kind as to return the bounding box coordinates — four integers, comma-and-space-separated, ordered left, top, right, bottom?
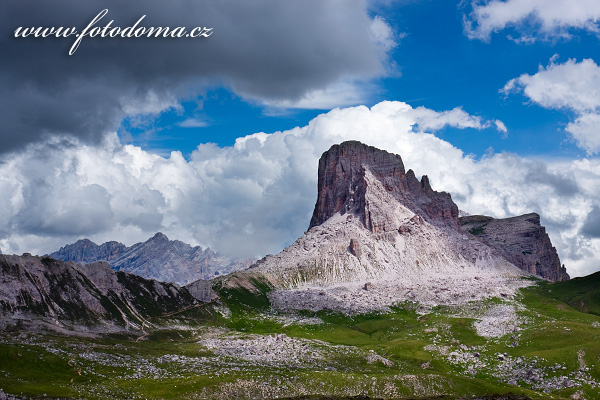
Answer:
150, 232, 169, 242
309, 141, 458, 231
74, 238, 97, 246
220, 141, 568, 317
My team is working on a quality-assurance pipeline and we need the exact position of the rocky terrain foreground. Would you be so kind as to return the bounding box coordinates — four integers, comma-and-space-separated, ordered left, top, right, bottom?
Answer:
48, 232, 253, 285
1, 141, 597, 400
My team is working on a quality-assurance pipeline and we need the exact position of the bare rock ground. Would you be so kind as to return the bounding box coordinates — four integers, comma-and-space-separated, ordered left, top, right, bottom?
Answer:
199, 332, 360, 368
472, 303, 524, 338
263, 211, 530, 315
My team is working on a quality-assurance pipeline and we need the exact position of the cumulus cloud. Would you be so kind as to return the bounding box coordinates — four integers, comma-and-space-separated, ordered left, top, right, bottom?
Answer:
464, 0, 600, 42
494, 120, 508, 135
565, 114, 600, 154
503, 58, 600, 154
0, 101, 598, 277
0, 0, 396, 154
408, 106, 503, 132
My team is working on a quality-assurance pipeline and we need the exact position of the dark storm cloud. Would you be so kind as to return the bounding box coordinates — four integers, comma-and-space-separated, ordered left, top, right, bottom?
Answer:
0, 0, 390, 154
524, 162, 580, 197
581, 205, 600, 239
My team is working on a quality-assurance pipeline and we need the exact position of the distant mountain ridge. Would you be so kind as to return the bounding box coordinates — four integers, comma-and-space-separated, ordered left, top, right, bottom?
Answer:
48, 233, 253, 285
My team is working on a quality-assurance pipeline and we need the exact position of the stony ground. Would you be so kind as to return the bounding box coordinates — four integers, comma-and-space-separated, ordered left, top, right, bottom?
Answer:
268, 275, 530, 316
1, 280, 599, 400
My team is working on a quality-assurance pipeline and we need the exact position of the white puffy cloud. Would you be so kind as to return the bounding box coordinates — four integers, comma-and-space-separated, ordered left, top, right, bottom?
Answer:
408, 106, 501, 132
464, 0, 600, 41
502, 58, 600, 113
566, 114, 600, 155
503, 58, 600, 154
0, 101, 598, 277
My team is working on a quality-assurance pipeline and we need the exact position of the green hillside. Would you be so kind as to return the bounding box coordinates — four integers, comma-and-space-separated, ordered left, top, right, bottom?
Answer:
539, 272, 600, 316
1, 275, 600, 399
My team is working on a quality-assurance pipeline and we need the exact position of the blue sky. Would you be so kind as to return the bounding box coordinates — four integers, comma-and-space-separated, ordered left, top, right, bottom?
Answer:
1, 0, 600, 277
120, 0, 598, 159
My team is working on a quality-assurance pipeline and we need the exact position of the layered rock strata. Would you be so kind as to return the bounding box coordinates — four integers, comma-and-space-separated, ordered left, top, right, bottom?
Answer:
459, 214, 569, 282
0, 254, 205, 333
309, 141, 459, 231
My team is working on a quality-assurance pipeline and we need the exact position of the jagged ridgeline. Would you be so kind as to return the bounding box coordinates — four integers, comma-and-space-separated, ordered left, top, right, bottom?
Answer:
47, 232, 253, 285
0, 141, 570, 328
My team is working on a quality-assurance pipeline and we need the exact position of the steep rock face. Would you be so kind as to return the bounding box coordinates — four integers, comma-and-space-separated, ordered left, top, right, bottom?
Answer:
49, 233, 253, 285
309, 141, 459, 232
221, 141, 530, 314
0, 254, 203, 333
459, 214, 569, 282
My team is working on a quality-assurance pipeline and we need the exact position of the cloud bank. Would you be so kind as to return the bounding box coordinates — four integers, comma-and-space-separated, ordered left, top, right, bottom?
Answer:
464, 0, 600, 42
0, 0, 395, 154
0, 101, 598, 277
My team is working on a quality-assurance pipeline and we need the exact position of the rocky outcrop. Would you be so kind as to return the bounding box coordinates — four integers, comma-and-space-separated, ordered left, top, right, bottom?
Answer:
309, 141, 459, 232
348, 238, 362, 258
459, 213, 569, 282
0, 254, 206, 333
48, 232, 253, 285
185, 279, 218, 302
221, 141, 530, 314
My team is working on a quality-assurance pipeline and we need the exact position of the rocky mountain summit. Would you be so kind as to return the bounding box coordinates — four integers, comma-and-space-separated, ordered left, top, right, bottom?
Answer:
309, 141, 459, 231
0, 254, 206, 333
220, 141, 555, 314
460, 214, 569, 282
48, 232, 253, 285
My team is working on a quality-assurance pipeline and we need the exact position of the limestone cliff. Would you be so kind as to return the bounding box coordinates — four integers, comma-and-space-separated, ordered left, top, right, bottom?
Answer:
459, 214, 569, 282
309, 141, 459, 232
